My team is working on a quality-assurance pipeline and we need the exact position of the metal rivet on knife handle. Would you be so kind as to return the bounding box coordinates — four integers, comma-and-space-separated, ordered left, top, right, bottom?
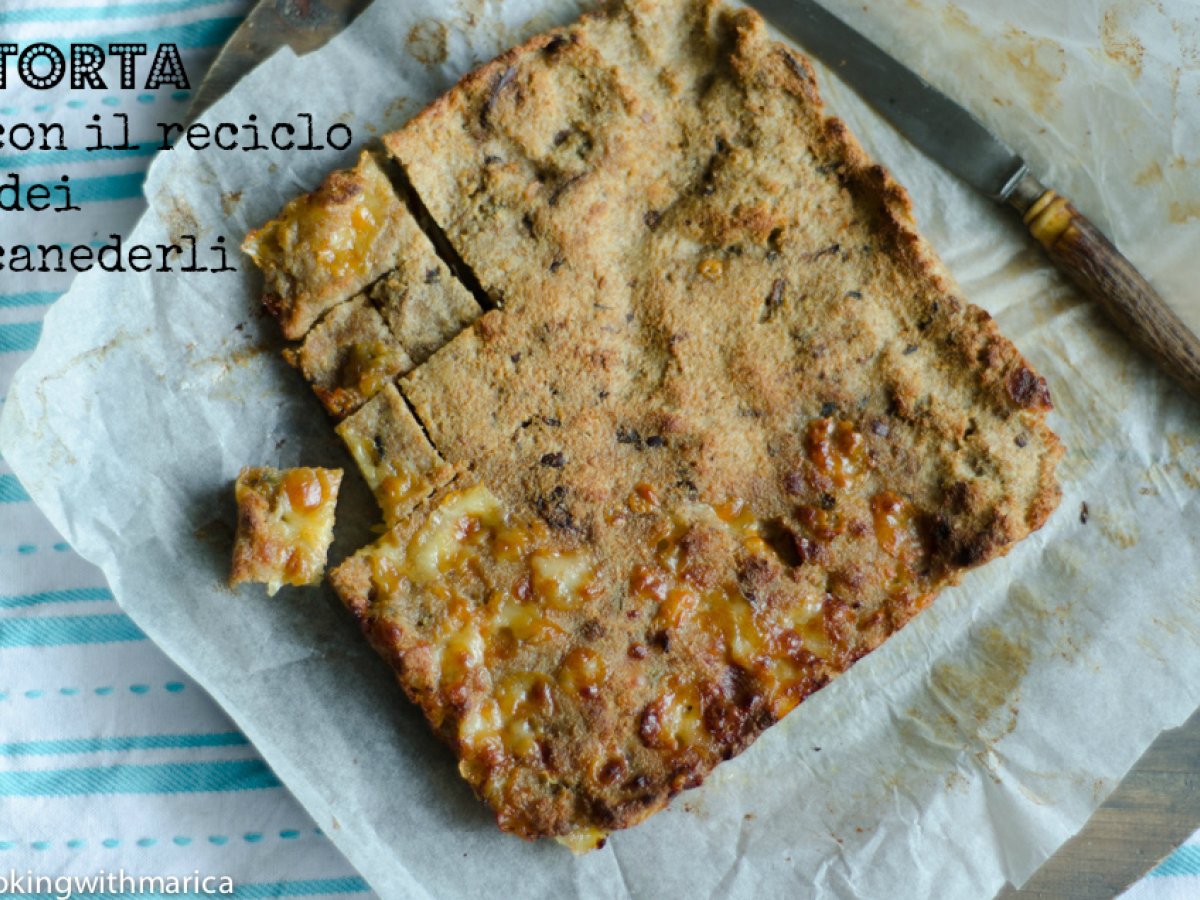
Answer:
1007, 170, 1200, 402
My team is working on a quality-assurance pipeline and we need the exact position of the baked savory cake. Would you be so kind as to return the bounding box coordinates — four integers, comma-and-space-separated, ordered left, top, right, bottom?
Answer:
243, 0, 1062, 849
230, 466, 343, 595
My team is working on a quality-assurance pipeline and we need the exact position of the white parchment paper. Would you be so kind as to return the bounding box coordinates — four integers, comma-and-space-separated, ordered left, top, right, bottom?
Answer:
3, 0, 1200, 896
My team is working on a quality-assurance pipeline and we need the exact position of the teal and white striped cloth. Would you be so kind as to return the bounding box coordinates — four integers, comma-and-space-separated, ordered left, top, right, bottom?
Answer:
0, 1, 1195, 898
1123, 851, 1200, 900
0, 1, 373, 896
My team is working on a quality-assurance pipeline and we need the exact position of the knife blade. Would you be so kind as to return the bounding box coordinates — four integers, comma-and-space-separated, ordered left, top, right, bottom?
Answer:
753, 0, 1027, 200
752, 0, 1200, 401
188, 0, 375, 125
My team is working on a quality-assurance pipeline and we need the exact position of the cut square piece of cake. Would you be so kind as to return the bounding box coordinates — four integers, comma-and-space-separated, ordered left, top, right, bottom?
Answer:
335, 383, 455, 525
284, 296, 412, 419
230, 466, 343, 595
242, 151, 410, 340
370, 267, 481, 369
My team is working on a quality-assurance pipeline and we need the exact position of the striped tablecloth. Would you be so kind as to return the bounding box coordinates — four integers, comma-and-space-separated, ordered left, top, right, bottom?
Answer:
0, 1, 372, 896
0, 1, 1193, 898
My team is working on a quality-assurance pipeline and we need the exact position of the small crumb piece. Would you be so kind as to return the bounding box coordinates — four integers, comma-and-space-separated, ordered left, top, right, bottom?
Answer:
230, 466, 343, 595
1080, 501, 1089, 525
556, 828, 608, 854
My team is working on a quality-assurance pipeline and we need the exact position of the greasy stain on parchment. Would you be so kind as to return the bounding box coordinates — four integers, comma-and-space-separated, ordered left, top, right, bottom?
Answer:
383, 96, 411, 129
1143, 431, 1200, 493
407, 20, 449, 66
1167, 431, 1199, 457
1009, 580, 1087, 667
160, 193, 201, 247
1152, 598, 1200, 649
900, 625, 1031, 785
941, 6, 1066, 114
1168, 200, 1200, 224
1135, 160, 1164, 186
1094, 510, 1139, 549
445, 0, 587, 68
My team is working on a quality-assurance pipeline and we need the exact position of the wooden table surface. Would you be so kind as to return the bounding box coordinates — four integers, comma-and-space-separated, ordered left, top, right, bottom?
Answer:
1000, 707, 1200, 898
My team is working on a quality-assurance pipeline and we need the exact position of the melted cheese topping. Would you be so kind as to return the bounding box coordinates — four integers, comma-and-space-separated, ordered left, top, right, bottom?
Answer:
871, 490, 924, 562
632, 498, 830, 721
529, 551, 595, 610
312, 202, 378, 280
806, 417, 869, 488
627, 481, 660, 514
362, 484, 595, 773
275, 470, 339, 589
338, 340, 404, 402
558, 647, 606, 699
458, 695, 503, 772
640, 677, 705, 751
248, 162, 393, 284
494, 672, 556, 759
487, 593, 563, 661
355, 452, 933, 844
235, 467, 339, 595
407, 484, 505, 585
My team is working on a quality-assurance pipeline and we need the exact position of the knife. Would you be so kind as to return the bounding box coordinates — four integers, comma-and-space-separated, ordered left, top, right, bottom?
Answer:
188, 0, 375, 124
752, 0, 1200, 401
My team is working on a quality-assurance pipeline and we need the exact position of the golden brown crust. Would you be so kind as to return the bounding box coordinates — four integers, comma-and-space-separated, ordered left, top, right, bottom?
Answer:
320, 0, 1060, 845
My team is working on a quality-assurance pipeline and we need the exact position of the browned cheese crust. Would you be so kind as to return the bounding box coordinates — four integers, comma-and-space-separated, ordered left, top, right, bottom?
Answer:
231, 466, 343, 595
278, 0, 1060, 847
242, 151, 412, 340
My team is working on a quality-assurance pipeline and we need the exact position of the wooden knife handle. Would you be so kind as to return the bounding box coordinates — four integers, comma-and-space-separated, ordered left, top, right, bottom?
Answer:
1007, 173, 1200, 401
